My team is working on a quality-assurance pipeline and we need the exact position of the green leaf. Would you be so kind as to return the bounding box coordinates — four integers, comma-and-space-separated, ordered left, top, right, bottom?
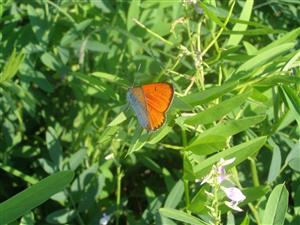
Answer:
75, 19, 93, 32
186, 115, 265, 153
172, 96, 193, 111
68, 148, 87, 171
198, 2, 226, 29
236, 43, 295, 74
159, 208, 208, 225
257, 27, 300, 54
27, 4, 49, 45
60, 29, 78, 46
91, 72, 128, 86
71, 164, 97, 194
138, 155, 162, 174
127, 0, 140, 30
180, 81, 238, 106
71, 40, 110, 53
164, 180, 184, 208
74, 72, 114, 100
223, 28, 282, 36
20, 212, 35, 225
243, 41, 258, 55
142, 195, 163, 221
147, 126, 173, 145
78, 174, 105, 211
226, 0, 254, 46
38, 158, 55, 174
279, 85, 300, 126
12, 145, 41, 158
188, 186, 208, 213
286, 140, 300, 172
182, 90, 251, 125
185, 135, 227, 156
183, 153, 196, 180
46, 127, 63, 169
41, 52, 62, 71
0, 171, 74, 225
99, 126, 119, 144
262, 184, 289, 225
226, 211, 235, 225
0, 49, 24, 83
267, 140, 282, 182
240, 214, 250, 225
46, 209, 76, 224
92, 0, 113, 13
193, 136, 267, 178
257, 75, 300, 87
108, 112, 127, 126
0, 163, 39, 185
127, 129, 148, 155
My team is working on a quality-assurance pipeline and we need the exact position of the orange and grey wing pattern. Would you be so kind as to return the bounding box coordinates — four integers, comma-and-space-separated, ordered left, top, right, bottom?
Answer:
128, 82, 174, 131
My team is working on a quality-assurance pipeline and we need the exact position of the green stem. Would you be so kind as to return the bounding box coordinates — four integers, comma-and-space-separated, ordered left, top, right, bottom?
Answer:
200, 1, 235, 58
184, 178, 190, 209
247, 158, 262, 225
181, 128, 187, 147
212, 176, 221, 225
0, 163, 38, 184
116, 165, 122, 225
47, 0, 76, 24
133, 18, 174, 47
181, 129, 190, 211
65, 189, 85, 225
248, 203, 262, 225
249, 157, 260, 187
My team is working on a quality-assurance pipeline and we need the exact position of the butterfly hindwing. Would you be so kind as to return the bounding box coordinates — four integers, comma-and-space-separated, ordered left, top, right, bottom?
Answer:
147, 106, 165, 130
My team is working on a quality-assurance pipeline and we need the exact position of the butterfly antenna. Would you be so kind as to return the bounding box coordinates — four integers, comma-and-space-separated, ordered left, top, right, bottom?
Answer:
131, 63, 141, 87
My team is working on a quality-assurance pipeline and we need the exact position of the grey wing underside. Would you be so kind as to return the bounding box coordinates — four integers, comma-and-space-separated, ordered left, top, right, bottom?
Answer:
127, 92, 149, 129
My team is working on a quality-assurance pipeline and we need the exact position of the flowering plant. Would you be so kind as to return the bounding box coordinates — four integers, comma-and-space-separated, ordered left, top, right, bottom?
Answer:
199, 158, 246, 224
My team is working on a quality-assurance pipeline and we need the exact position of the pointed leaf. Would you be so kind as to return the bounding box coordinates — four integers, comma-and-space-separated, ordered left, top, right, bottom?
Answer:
194, 136, 267, 178
262, 184, 288, 225
0, 171, 74, 224
159, 208, 208, 225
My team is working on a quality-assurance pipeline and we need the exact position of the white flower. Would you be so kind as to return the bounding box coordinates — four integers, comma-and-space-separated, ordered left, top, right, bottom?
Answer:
199, 158, 235, 185
217, 158, 235, 183
99, 213, 110, 225
183, 0, 197, 4
222, 187, 246, 212
219, 158, 236, 167
105, 153, 114, 160
200, 167, 214, 185
225, 201, 244, 212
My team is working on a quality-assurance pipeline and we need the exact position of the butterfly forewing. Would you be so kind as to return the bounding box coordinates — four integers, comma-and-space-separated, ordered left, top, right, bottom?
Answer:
142, 83, 174, 112
143, 83, 174, 130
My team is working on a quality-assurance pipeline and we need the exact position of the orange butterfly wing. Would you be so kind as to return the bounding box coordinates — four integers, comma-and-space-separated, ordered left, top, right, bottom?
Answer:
142, 83, 174, 130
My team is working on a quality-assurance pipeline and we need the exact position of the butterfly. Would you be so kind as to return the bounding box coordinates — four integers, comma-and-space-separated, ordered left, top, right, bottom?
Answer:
127, 82, 174, 131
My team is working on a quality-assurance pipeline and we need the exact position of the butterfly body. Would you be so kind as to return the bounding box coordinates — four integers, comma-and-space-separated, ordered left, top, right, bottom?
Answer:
127, 82, 174, 131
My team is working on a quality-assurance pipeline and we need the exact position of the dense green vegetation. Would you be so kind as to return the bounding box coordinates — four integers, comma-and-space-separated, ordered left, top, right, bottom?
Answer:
0, 0, 300, 224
